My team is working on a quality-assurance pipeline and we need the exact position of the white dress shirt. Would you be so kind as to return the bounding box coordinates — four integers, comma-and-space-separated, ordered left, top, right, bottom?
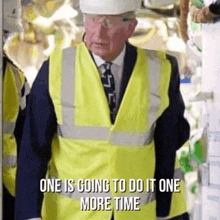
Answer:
92, 45, 126, 110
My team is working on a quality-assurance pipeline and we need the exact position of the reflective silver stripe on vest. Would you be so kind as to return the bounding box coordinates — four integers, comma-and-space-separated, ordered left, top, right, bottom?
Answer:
109, 124, 154, 146
58, 47, 109, 140
50, 177, 155, 205
3, 121, 16, 135
147, 50, 162, 130
156, 217, 166, 220
3, 156, 17, 170
58, 125, 109, 140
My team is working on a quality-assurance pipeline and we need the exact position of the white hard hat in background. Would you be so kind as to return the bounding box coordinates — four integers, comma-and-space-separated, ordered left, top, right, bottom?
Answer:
3, 0, 22, 32
79, 0, 142, 15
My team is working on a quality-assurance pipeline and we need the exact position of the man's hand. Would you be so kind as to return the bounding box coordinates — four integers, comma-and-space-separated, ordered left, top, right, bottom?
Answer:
191, 5, 219, 23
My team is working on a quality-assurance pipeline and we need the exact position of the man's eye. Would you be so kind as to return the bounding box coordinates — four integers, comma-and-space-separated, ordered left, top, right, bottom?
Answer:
122, 18, 130, 23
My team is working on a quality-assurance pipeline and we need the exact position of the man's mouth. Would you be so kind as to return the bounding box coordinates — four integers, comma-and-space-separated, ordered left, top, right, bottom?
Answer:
93, 42, 108, 46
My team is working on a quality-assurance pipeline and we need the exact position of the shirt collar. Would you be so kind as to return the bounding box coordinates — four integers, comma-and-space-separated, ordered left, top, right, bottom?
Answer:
92, 44, 126, 68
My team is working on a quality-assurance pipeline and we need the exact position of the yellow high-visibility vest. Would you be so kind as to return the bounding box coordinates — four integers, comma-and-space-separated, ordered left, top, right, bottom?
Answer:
3, 60, 25, 196
42, 43, 187, 220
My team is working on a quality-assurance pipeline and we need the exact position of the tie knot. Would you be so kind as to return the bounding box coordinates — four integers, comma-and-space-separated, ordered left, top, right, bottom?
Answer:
103, 62, 112, 71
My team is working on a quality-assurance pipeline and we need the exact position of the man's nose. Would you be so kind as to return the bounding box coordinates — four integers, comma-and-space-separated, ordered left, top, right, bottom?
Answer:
96, 17, 109, 28
94, 19, 108, 38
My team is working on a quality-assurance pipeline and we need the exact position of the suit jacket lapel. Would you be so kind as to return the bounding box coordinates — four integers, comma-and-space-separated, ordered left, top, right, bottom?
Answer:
118, 42, 137, 111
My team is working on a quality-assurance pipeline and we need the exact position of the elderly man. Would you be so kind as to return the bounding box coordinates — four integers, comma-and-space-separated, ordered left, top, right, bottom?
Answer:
15, 0, 190, 219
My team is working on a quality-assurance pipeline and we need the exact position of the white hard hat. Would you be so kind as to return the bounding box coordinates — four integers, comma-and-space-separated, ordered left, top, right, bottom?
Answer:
79, 0, 142, 15
3, 0, 22, 32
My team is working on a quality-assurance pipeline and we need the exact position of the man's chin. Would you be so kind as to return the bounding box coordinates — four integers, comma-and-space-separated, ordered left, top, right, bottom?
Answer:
91, 48, 110, 60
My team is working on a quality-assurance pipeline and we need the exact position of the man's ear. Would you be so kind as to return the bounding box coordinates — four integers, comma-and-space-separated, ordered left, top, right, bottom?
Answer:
127, 18, 138, 38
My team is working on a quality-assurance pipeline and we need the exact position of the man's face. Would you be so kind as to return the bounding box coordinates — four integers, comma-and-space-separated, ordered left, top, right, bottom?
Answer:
84, 13, 137, 61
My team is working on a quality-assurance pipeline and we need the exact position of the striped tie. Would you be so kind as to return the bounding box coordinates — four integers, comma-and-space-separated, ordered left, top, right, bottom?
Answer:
101, 62, 116, 123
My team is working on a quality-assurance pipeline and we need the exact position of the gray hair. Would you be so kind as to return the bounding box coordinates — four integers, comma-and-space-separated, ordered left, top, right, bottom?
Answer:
121, 11, 136, 23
